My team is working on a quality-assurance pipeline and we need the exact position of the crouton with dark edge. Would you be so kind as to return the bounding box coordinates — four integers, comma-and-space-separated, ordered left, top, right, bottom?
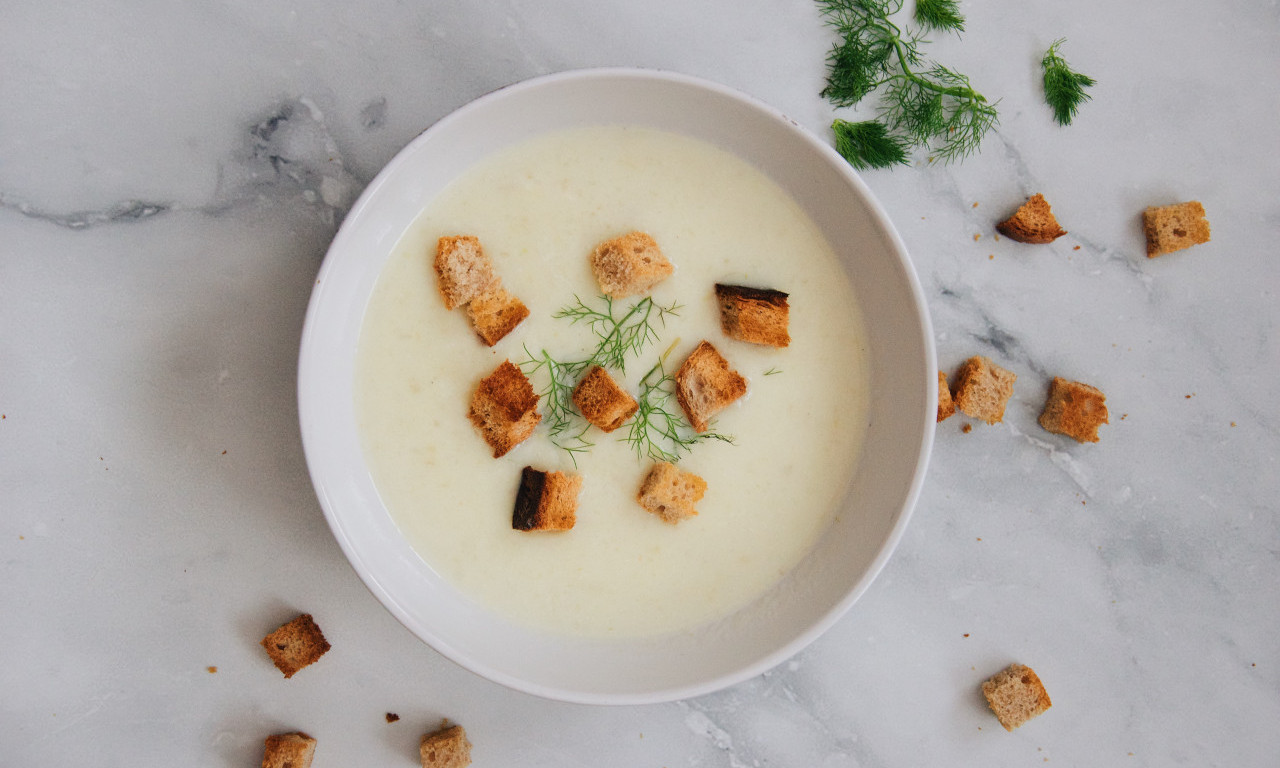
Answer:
1039, 376, 1108, 442
261, 732, 316, 768
1143, 201, 1210, 257
637, 462, 707, 524
434, 235, 499, 310
466, 286, 529, 346
513, 466, 582, 531
468, 361, 541, 458
996, 193, 1067, 244
420, 723, 472, 768
260, 614, 330, 679
981, 663, 1052, 731
572, 365, 639, 432
937, 370, 955, 422
952, 356, 1016, 425
590, 231, 674, 297
714, 283, 790, 347
675, 340, 747, 433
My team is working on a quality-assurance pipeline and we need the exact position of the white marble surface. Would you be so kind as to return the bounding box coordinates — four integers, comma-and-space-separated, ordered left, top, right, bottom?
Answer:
3, 1, 1277, 765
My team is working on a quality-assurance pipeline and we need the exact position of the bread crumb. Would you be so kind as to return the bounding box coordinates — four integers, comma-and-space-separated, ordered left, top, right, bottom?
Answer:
1143, 201, 1210, 257
207, 666, 217, 674
963, 633, 970, 638
962, 423, 973, 433
953, 356, 1016, 424
573, 366, 639, 432
973, 233, 981, 242
937, 371, 955, 422
590, 231, 673, 297
972, 202, 980, 208
512, 466, 581, 531
996, 194, 1067, 244
435, 235, 498, 310
468, 361, 541, 458
386, 712, 400, 723
421, 723, 471, 768
982, 663, 1051, 731
1231, 421, 1237, 427
638, 462, 707, 524
1038, 377, 1108, 443
674, 341, 747, 433
1073, 245, 1081, 251
262, 732, 316, 768
714, 283, 790, 347
260, 614, 330, 679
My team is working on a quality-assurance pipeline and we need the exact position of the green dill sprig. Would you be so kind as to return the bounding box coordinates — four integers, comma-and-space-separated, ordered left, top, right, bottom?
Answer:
1041, 38, 1095, 126
818, 0, 997, 168
762, 367, 784, 376
624, 345, 734, 463
554, 295, 681, 373
913, 0, 964, 34
518, 345, 593, 464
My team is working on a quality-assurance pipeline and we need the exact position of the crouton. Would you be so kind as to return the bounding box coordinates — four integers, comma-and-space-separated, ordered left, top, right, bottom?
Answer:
513, 466, 582, 531
714, 283, 790, 348
675, 341, 747, 433
981, 663, 1052, 731
468, 361, 541, 458
590, 231, 674, 298
572, 365, 639, 432
1143, 201, 1210, 257
996, 193, 1067, 244
1038, 376, 1108, 442
262, 732, 316, 768
466, 287, 529, 346
260, 614, 330, 679
937, 370, 955, 422
637, 462, 707, 524
420, 723, 472, 768
434, 235, 499, 310
953, 356, 1017, 424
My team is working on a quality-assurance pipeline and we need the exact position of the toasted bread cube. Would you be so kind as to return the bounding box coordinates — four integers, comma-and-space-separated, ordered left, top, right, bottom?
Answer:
435, 235, 499, 310
466, 287, 529, 346
714, 283, 790, 348
637, 462, 707, 524
937, 370, 955, 422
260, 614, 330, 679
262, 732, 316, 768
468, 361, 541, 458
953, 356, 1016, 424
1143, 201, 1210, 257
996, 193, 1067, 244
572, 366, 639, 432
675, 341, 747, 433
1038, 376, 1108, 443
590, 231, 674, 298
513, 466, 582, 531
982, 663, 1052, 731
420, 724, 472, 768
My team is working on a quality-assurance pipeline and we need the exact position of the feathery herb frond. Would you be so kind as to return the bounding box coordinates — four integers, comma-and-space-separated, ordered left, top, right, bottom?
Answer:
623, 347, 734, 463
1041, 38, 1095, 126
832, 119, 910, 170
518, 345, 593, 465
913, 0, 965, 34
553, 294, 680, 374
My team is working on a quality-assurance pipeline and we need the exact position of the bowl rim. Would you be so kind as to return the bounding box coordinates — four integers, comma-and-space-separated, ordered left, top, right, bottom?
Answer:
298, 66, 936, 704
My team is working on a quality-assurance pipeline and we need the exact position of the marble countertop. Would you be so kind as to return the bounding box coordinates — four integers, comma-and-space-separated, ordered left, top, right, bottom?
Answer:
3, 1, 1277, 765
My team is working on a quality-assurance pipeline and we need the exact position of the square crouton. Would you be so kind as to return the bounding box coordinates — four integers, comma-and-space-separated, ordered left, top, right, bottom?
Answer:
674, 340, 747, 433
996, 193, 1067, 244
466, 287, 529, 346
937, 370, 955, 422
262, 732, 316, 768
714, 283, 790, 348
468, 361, 541, 458
421, 724, 472, 768
637, 462, 707, 524
572, 365, 638, 432
981, 663, 1052, 731
953, 356, 1017, 425
1038, 376, 1108, 443
590, 231, 674, 298
260, 614, 330, 679
435, 235, 499, 310
1143, 201, 1210, 257
512, 466, 582, 531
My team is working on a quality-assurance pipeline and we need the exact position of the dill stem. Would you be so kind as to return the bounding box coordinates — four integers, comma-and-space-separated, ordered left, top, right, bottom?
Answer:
889, 39, 985, 101
597, 297, 653, 367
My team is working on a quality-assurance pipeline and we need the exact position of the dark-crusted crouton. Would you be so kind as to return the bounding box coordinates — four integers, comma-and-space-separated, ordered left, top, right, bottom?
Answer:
1039, 376, 1108, 442
466, 287, 529, 346
262, 732, 316, 768
1143, 201, 1210, 257
953, 356, 1017, 424
675, 341, 747, 433
260, 614, 330, 679
468, 361, 541, 458
590, 231, 674, 298
572, 365, 638, 432
981, 663, 1052, 731
714, 283, 790, 348
937, 370, 955, 422
637, 462, 707, 524
420, 724, 472, 768
435, 235, 499, 309
513, 466, 582, 531
996, 194, 1067, 244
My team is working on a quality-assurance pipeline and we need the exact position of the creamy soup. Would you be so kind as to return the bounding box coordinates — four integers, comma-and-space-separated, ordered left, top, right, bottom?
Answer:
356, 126, 869, 638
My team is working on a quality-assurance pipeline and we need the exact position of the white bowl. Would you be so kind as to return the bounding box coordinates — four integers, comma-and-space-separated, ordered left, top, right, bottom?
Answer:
298, 68, 935, 704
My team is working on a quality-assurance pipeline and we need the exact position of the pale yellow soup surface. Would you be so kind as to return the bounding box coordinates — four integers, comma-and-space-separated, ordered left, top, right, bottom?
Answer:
356, 126, 869, 638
